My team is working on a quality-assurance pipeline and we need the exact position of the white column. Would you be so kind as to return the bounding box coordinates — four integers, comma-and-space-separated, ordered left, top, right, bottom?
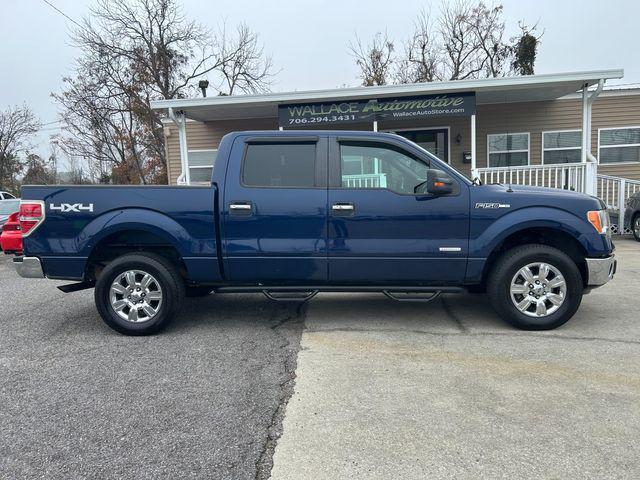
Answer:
177, 113, 190, 185
582, 80, 604, 196
581, 85, 588, 164
169, 108, 190, 185
470, 114, 477, 179
373, 120, 378, 132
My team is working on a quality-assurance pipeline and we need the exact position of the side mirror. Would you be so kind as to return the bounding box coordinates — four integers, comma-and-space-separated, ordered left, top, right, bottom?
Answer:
426, 169, 454, 195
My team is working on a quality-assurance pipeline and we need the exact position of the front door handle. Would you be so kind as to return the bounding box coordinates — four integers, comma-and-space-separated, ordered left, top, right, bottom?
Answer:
332, 202, 355, 215
229, 201, 253, 216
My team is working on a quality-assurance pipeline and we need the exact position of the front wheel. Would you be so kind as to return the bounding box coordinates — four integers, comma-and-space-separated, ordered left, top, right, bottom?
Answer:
487, 244, 583, 330
95, 252, 185, 335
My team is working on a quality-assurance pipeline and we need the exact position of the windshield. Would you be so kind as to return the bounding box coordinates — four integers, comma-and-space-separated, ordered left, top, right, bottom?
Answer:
0, 200, 20, 215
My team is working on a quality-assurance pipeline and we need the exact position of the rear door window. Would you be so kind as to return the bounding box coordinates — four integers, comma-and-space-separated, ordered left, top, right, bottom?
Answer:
242, 143, 317, 188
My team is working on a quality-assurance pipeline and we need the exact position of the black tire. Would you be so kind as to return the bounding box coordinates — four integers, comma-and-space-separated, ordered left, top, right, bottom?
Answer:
632, 213, 640, 242
95, 252, 185, 335
487, 244, 583, 330
185, 286, 214, 297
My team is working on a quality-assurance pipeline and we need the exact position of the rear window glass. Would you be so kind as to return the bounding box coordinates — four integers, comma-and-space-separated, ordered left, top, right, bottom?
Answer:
242, 143, 316, 187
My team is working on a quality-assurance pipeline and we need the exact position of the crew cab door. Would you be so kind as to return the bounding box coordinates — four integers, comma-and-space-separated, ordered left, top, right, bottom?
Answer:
222, 135, 328, 282
327, 136, 469, 284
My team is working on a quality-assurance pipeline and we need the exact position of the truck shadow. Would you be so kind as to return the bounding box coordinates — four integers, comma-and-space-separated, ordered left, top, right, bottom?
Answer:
171, 291, 507, 334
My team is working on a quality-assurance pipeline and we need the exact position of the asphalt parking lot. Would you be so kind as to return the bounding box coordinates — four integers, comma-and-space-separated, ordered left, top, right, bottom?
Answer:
0, 255, 304, 479
1, 238, 639, 479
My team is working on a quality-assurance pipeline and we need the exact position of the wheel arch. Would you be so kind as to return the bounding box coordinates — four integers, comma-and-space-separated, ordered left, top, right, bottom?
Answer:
76, 208, 196, 282
84, 228, 188, 283
480, 226, 589, 288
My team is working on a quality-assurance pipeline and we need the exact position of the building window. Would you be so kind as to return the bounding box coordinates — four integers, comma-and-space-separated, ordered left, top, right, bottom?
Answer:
598, 127, 640, 164
242, 143, 316, 188
188, 150, 217, 184
542, 130, 582, 164
487, 133, 529, 167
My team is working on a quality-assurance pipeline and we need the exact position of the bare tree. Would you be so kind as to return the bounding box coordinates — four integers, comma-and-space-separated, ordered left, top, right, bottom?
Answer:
396, 9, 442, 84
439, 0, 485, 80
465, 2, 509, 77
22, 153, 57, 185
353, 1, 521, 85
217, 23, 276, 95
53, 67, 152, 184
54, 0, 276, 184
0, 105, 41, 191
350, 32, 395, 86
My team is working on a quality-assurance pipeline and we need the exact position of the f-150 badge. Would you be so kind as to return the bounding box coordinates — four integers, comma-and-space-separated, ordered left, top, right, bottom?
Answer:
475, 202, 510, 209
50, 203, 94, 213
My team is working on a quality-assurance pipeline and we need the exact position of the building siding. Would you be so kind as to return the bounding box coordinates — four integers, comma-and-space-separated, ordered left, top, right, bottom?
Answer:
165, 117, 278, 183
165, 92, 640, 184
475, 93, 640, 181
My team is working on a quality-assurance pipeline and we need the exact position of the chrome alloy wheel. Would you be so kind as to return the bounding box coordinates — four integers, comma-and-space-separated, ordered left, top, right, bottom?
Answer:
509, 262, 567, 318
109, 270, 163, 323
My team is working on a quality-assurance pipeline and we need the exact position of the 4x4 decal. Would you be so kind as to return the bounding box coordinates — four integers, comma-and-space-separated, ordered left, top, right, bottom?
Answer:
50, 203, 94, 213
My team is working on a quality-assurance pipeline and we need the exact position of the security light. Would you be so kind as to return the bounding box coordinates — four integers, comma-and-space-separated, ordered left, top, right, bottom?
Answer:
198, 80, 209, 98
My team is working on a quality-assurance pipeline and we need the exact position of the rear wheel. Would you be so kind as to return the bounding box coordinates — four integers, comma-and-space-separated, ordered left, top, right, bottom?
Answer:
95, 252, 185, 335
487, 244, 583, 330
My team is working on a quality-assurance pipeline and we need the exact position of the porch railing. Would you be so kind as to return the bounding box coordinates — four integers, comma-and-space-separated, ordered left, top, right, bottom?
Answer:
597, 174, 640, 233
477, 163, 587, 192
342, 173, 387, 188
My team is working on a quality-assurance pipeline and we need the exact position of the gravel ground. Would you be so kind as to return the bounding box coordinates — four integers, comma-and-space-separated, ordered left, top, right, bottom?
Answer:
0, 254, 303, 480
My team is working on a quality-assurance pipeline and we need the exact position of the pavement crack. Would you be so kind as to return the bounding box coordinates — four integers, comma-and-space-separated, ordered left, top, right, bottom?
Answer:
255, 302, 306, 480
440, 295, 467, 332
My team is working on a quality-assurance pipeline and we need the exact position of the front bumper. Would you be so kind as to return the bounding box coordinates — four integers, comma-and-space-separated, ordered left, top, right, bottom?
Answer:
585, 255, 616, 286
13, 256, 45, 278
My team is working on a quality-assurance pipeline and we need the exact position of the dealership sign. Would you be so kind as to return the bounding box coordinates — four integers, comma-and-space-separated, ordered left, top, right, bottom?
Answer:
278, 92, 475, 128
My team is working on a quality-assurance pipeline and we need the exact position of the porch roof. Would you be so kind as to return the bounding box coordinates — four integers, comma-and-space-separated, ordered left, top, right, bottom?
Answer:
150, 69, 623, 122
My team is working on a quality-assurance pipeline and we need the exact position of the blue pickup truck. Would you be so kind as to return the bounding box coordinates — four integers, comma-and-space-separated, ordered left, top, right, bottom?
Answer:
14, 131, 616, 335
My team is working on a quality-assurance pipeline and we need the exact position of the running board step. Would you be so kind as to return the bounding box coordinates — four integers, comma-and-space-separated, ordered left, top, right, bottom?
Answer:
57, 281, 95, 293
383, 290, 442, 303
262, 290, 319, 302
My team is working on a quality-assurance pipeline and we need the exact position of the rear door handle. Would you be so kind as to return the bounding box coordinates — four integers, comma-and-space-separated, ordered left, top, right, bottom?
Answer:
229, 201, 253, 216
332, 202, 355, 215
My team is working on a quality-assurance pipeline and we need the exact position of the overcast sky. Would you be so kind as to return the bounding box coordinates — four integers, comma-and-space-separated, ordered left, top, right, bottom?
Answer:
2, 0, 639, 154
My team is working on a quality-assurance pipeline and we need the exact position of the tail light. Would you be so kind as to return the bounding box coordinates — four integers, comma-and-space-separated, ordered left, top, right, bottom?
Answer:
2, 212, 21, 232
19, 201, 45, 236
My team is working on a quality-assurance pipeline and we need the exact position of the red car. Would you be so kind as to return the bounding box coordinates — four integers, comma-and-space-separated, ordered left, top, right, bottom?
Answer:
0, 212, 22, 254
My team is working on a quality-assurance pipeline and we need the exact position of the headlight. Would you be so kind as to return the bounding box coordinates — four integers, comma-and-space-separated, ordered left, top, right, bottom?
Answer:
587, 209, 610, 235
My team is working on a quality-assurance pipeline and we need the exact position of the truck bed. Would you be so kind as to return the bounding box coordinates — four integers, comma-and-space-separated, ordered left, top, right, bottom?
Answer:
20, 185, 219, 281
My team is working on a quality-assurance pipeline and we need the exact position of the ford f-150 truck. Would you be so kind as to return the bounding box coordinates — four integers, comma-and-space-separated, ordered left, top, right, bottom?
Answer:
13, 131, 616, 335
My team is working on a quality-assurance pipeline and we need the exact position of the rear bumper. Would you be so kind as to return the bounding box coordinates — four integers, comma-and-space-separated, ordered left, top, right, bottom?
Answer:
13, 256, 45, 278
585, 255, 616, 286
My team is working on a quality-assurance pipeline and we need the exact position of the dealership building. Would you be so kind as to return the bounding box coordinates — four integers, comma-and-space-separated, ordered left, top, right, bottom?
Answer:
151, 69, 640, 232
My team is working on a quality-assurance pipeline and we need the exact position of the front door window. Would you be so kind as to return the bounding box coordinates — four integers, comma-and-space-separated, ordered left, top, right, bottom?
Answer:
340, 143, 430, 194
